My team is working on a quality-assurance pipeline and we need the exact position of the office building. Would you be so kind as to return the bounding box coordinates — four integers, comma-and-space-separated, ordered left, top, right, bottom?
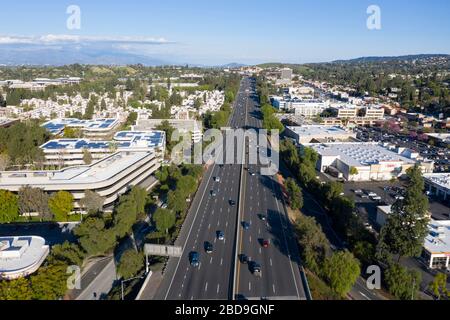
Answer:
0, 236, 49, 280
133, 119, 203, 144
42, 118, 121, 139
40, 131, 165, 167
0, 151, 161, 211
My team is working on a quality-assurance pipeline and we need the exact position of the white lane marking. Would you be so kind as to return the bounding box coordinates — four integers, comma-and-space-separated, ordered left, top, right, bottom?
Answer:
205, 282, 208, 292
360, 292, 370, 300
217, 284, 220, 294
199, 263, 201, 271
259, 248, 262, 254
258, 228, 261, 235
208, 223, 211, 230
273, 284, 276, 294
249, 236, 252, 243
210, 257, 213, 264
220, 258, 223, 266
270, 259, 273, 266
249, 282, 252, 291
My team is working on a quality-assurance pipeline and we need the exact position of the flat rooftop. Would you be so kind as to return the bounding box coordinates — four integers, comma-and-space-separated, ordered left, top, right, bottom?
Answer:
0, 236, 49, 275
287, 125, 352, 137
427, 133, 450, 143
0, 151, 154, 188
42, 118, 119, 135
41, 131, 165, 151
424, 173, 450, 190
308, 142, 416, 167
424, 220, 450, 255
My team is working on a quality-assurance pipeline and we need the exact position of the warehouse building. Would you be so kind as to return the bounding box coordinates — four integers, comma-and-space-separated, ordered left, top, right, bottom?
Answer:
285, 125, 357, 145
424, 173, 450, 204
305, 142, 433, 182
421, 220, 450, 270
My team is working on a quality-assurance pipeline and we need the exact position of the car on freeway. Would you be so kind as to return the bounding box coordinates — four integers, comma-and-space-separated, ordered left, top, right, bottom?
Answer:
262, 240, 270, 248
239, 254, 249, 264
242, 221, 250, 230
249, 171, 256, 176
210, 190, 217, 197
217, 231, 225, 241
229, 199, 236, 206
189, 252, 200, 267
204, 242, 214, 254
259, 214, 267, 221
249, 261, 262, 277
214, 177, 221, 182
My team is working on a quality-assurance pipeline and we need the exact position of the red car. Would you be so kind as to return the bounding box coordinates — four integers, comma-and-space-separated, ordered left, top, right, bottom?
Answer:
262, 240, 270, 248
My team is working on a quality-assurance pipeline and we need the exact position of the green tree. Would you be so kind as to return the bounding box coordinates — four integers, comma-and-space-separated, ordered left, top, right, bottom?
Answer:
153, 208, 176, 235
377, 165, 430, 261
79, 190, 105, 214
113, 195, 138, 239
49, 242, 85, 266
31, 262, 69, 300
74, 217, 117, 257
48, 191, 74, 221
385, 263, 422, 300
349, 167, 359, 176
117, 249, 144, 279
18, 186, 51, 221
429, 273, 449, 300
82, 149, 93, 165
294, 214, 331, 275
0, 277, 33, 300
0, 189, 19, 223
322, 250, 361, 297
285, 178, 304, 210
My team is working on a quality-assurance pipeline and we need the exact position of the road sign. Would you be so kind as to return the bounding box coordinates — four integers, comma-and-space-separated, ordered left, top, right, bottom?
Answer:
144, 244, 182, 257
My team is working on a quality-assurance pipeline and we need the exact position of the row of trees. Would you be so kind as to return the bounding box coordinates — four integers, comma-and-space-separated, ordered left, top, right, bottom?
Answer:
281, 137, 438, 299
0, 188, 76, 223
0, 121, 50, 169
150, 164, 203, 244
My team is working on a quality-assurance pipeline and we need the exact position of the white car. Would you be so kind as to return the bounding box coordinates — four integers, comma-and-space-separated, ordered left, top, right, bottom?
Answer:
214, 177, 221, 182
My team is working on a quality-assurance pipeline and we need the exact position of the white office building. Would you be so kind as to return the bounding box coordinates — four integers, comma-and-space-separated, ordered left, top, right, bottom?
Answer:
40, 131, 165, 167
0, 236, 49, 280
133, 119, 203, 144
272, 97, 327, 117
42, 118, 121, 139
0, 151, 161, 210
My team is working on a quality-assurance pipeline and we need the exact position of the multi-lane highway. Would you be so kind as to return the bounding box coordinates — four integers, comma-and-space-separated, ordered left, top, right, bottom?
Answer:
153, 77, 306, 300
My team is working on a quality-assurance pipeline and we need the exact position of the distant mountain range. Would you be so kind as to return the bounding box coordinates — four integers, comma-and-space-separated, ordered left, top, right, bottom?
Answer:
331, 54, 450, 64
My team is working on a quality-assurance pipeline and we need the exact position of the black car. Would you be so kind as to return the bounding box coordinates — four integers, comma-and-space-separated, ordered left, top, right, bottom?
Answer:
189, 251, 200, 267
239, 254, 249, 264
229, 200, 236, 206
204, 242, 213, 254
249, 261, 262, 277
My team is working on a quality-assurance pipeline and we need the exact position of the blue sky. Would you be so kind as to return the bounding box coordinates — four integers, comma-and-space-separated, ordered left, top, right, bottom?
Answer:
1, 0, 449, 65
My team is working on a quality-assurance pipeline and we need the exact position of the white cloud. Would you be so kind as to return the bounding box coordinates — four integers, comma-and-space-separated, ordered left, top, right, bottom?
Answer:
0, 34, 172, 45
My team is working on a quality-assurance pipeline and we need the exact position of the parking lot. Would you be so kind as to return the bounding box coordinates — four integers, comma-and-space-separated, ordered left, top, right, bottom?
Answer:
0, 222, 77, 245
343, 181, 450, 229
355, 127, 450, 173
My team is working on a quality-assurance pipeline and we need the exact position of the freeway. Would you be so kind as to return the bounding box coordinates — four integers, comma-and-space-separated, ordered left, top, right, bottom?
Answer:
234, 79, 306, 300
152, 77, 306, 300
153, 78, 251, 300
